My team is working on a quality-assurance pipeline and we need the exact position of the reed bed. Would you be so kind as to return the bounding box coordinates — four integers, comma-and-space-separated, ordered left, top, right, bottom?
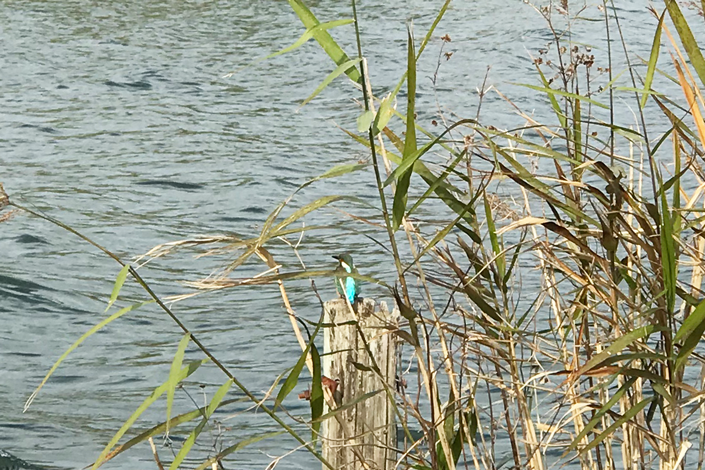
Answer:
9, 1, 705, 469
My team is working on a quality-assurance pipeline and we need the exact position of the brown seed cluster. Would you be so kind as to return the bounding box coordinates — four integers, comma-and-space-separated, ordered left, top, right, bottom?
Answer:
0, 183, 8, 210
0, 182, 14, 223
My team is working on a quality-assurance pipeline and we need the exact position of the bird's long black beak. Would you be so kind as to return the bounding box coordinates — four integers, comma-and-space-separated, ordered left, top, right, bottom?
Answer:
332, 255, 341, 261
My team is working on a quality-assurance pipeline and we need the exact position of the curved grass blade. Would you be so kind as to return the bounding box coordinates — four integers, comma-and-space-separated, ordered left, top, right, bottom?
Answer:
91, 398, 245, 467
357, 110, 374, 132
393, 27, 418, 231
194, 431, 285, 470
310, 344, 323, 444
105, 264, 130, 312
577, 397, 654, 457
372, 94, 394, 136
166, 333, 191, 436
263, 19, 353, 61
93, 359, 207, 469
484, 192, 505, 280
512, 82, 608, 109
641, 7, 664, 113
24, 300, 153, 412
275, 309, 325, 412
664, 0, 705, 87
406, 149, 466, 216
675, 298, 705, 370
275, 341, 311, 410
313, 389, 382, 422
566, 377, 637, 453
225, 20, 354, 77
383, 119, 477, 188
300, 58, 363, 107
287, 0, 361, 83
571, 326, 658, 381
342, 126, 481, 241
169, 378, 234, 470
535, 64, 567, 128
270, 195, 372, 236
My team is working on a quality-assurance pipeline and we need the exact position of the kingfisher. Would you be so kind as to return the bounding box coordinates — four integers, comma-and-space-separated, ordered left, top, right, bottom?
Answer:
333, 253, 361, 304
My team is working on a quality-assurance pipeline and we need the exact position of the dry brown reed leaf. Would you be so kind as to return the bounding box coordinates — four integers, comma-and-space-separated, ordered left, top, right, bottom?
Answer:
135, 235, 234, 264
0, 182, 9, 209
0, 184, 13, 223
0, 210, 17, 223
496, 216, 549, 236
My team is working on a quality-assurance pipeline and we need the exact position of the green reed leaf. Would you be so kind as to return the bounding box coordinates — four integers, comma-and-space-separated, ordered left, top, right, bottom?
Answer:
372, 94, 394, 135
675, 298, 705, 369
105, 264, 130, 312
166, 333, 191, 436
25, 300, 153, 412
357, 110, 374, 132
310, 343, 323, 444
664, 0, 705, 88
574, 326, 658, 379
578, 397, 654, 457
512, 82, 609, 109
301, 58, 363, 107
484, 192, 505, 280
94, 359, 207, 469
275, 338, 314, 411
170, 378, 233, 470
91, 398, 246, 468
393, 28, 418, 231
566, 377, 638, 453
265, 19, 353, 61
287, 0, 362, 83
407, 150, 466, 216
194, 431, 285, 470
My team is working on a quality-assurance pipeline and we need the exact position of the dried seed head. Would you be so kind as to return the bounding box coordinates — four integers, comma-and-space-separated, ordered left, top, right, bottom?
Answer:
0, 210, 15, 223
0, 183, 8, 210
441, 34, 451, 42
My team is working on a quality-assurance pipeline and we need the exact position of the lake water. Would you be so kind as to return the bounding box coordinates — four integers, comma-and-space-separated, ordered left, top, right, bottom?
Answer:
0, 1, 694, 468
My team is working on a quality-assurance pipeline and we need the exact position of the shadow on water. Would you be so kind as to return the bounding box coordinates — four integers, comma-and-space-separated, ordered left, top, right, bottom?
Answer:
135, 179, 205, 191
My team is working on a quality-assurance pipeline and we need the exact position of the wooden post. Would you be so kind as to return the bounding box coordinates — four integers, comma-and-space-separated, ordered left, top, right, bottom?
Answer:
322, 297, 398, 470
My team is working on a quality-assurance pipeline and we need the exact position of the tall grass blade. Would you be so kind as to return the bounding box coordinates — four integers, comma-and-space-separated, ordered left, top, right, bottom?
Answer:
572, 326, 657, 379
511, 83, 608, 108
483, 192, 505, 280
287, 0, 362, 83
383, 119, 476, 187
566, 377, 637, 453
105, 264, 130, 312
169, 378, 234, 470
664, 0, 705, 87
300, 58, 363, 107
641, 9, 666, 109
310, 343, 323, 444
392, 28, 418, 231
407, 150, 466, 216
193, 431, 285, 470
93, 359, 207, 469
24, 301, 153, 412
91, 398, 245, 467
166, 333, 191, 436
578, 397, 654, 456
275, 341, 313, 410
675, 298, 705, 370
